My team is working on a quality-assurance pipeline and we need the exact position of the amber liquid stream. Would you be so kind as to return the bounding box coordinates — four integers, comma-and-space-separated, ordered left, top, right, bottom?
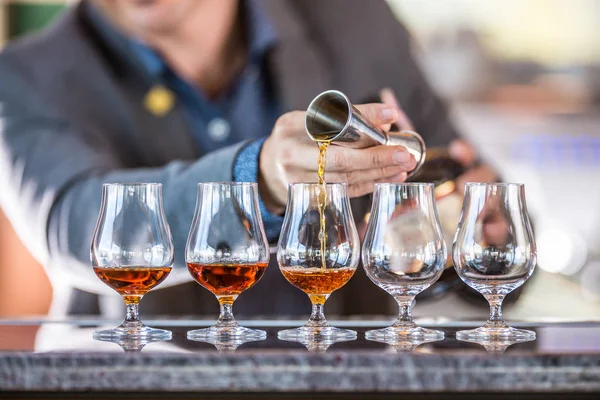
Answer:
317, 141, 330, 269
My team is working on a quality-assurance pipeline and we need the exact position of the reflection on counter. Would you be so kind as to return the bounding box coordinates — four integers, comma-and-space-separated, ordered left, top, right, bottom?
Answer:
187, 335, 266, 353
457, 336, 536, 354
367, 337, 442, 353
278, 335, 356, 354
94, 334, 173, 353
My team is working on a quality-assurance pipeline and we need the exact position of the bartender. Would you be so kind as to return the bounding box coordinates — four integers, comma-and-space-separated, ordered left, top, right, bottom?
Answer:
0, 0, 496, 317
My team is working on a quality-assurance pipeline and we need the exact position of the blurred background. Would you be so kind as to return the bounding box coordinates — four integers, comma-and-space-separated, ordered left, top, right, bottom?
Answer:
0, 0, 599, 319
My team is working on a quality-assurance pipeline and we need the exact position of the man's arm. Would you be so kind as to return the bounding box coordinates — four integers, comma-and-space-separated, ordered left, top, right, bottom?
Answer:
385, 11, 461, 147
0, 60, 245, 294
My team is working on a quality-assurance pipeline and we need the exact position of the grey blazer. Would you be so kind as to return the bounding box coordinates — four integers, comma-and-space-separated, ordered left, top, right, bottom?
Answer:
0, 0, 459, 317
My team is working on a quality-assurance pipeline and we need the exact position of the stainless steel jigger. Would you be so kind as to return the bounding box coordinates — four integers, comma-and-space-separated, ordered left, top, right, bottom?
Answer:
305, 90, 426, 179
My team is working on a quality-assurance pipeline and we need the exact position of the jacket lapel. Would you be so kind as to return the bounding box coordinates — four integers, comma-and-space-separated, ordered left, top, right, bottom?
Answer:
261, 0, 333, 112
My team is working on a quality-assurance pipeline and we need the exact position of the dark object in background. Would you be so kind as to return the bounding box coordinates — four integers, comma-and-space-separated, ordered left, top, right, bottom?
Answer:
409, 147, 465, 188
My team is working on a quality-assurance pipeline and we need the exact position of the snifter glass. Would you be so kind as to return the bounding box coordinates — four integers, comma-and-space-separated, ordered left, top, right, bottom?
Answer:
186, 182, 269, 341
277, 183, 360, 341
362, 183, 446, 343
453, 183, 537, 341
91, 183, 174, 341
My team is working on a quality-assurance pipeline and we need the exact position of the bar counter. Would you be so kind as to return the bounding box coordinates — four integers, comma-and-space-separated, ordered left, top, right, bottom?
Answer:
1, 318, 599, 399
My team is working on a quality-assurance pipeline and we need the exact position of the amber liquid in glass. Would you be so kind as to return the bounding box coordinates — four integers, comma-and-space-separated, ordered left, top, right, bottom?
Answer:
187, 262, 268, 303
94, 266, 171, 304
281, 267, 355, 303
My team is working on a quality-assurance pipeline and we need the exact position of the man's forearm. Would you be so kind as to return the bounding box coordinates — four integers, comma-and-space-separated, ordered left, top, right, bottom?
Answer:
43, 142, 247, 294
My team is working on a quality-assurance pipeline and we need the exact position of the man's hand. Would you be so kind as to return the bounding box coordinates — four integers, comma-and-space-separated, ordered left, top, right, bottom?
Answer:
449, 139, 498, 193
259, 104, 417, 214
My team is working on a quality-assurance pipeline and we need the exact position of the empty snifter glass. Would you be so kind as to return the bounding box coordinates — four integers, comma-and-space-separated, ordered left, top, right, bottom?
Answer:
362, 183, 447, 343
278, 183, 360, 341
186, 182, 269, 341
453, 183, 537, 341
91, 183, 174, 341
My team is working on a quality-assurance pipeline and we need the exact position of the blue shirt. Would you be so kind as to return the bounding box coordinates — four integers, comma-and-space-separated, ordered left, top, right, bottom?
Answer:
84, 0, 284, 241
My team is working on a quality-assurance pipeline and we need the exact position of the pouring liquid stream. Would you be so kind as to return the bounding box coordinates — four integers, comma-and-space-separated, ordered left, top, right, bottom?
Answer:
316, 141, 330, 269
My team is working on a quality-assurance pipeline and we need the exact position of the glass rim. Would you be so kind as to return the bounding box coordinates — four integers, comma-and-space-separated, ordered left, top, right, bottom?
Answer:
287, 182, 348, 188
197, 182, 258, 187
374, 182, 434, 188
465, 182, 524, 187
102, 182, 162, 187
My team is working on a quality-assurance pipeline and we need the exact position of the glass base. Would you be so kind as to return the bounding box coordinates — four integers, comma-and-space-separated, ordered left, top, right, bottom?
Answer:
93, 323, 172, 342
187, 325, 266, 341
456, 325, 536, 341
278, 325, 357, 341
365, 325, 444, 342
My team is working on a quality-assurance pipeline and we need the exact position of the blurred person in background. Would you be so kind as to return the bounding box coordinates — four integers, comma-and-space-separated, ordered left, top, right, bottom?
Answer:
0, 0, 496, 317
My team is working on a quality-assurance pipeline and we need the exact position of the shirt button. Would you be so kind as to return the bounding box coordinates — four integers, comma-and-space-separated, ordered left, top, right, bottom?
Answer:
207, 118, 231, 142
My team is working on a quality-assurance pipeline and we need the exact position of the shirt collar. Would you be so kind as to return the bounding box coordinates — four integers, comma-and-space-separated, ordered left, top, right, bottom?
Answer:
84, 0, 278, 81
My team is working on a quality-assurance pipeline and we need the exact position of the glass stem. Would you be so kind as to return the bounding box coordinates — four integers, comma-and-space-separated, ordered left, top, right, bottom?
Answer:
485, 295, 507, 327
393, 296, 416, 328
217, 296, 238, 327
125, 303, 140, 322
122, 296, 143, 327
307, 295, 328, 327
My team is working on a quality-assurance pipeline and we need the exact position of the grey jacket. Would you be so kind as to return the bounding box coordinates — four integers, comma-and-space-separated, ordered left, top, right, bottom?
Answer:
0, 0, 458, 316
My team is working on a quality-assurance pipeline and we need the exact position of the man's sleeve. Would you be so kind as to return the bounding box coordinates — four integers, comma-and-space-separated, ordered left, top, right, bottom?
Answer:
0, 60, 246, 293
233, 137, 284, 243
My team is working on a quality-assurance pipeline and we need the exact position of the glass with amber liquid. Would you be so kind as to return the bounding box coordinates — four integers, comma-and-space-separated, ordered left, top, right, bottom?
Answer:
278, 183, 360, 341
91, 183, 174, 341
186, 182, 269, 341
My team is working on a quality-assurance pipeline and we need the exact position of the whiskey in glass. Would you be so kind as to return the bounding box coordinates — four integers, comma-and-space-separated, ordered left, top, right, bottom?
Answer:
186, 182, 269, 341
91, 183, 174, 342
278, 183, 360, 341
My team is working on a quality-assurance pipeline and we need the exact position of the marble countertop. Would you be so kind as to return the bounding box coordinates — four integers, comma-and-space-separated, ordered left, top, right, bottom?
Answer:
0, 318, 599, 395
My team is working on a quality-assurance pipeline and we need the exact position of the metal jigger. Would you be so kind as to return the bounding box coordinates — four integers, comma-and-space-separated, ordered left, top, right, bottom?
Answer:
305, 90, 426, 179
